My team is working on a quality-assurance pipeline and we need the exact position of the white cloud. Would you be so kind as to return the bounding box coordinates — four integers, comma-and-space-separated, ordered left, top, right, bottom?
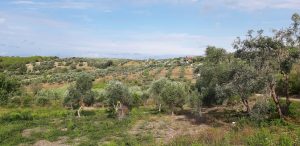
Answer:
201, 0, 300, 11
12, 0, 36, 5
11, 0, 93, 9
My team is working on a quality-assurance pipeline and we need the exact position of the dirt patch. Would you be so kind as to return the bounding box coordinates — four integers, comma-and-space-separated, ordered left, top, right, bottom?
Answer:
129, 115, 210, 144
30, 136, 69, 146
22, 127, 49, 138
149, 68, 158, 76
171, 67, 181, 79
184, 67, 194, 80
122, 61, 141, 67
156, 68, 167, 79
127, 72, 142, 80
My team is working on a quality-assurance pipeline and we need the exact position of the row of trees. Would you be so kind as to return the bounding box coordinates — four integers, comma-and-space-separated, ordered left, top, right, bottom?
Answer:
63, 74, 195, 118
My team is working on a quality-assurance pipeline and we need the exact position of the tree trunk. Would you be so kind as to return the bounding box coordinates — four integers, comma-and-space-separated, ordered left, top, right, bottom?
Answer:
198, 107, 202, 117
284, 74, 291, 110
77, 106, 83, 117
270, 83, 283, 118
242, 99, 250, 113
158, 104, 161, 113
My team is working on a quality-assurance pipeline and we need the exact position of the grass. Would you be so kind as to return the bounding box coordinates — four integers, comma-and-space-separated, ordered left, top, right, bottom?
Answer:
1, 100, 300, 145
0, 107, 152, 146
93, 82, 107, 89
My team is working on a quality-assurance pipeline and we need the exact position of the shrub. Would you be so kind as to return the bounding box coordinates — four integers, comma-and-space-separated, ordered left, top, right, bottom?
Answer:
82, 91, 95, 106
35, 96, 50, 106
0, 73, 20, 105
250, 97, 271, 121
8, 96, 22, 107
129, 86, 143, 107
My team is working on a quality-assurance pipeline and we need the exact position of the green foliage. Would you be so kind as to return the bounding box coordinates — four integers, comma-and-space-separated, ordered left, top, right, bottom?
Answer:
82, 91, 95, 106
195, 62, 233, 105
93, 60, 113, 69
106, 81, 132, 110
250, 97, 272, 121
150, 78, 188, 114
95, 89, 107, 103
0, 56, 54, 72
160, 81, 187, 113
0, 74, 20, 105
129, 86, 144, 107
278, 134, 293, 146
189, 90, 202, 112
246, 128, 273, 146
93, 82, 107, 89
205, 46, 227, 64
64, 73, 95, 109
149, 78, 168, 109
35, 96, 51, 106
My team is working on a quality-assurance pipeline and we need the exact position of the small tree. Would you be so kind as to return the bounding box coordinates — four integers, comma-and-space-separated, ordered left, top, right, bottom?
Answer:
273, 13, 300, 110
149, 78, 168, 112
105, 81, 132, 117
230, 60, 263, 113
64, 73, 95, 117
189, 90, 203, 116
160, 81, 187, 115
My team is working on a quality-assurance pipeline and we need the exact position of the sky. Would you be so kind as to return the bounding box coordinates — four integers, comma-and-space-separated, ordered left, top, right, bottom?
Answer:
0, 0, 300, 59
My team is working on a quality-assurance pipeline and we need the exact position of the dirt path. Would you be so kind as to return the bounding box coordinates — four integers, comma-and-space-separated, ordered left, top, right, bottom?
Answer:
280, 97, 300, 102
128, 115, 211, 144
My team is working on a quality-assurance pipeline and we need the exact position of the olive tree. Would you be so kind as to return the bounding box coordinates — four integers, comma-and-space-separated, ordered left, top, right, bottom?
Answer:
230, 60, 263, 113
105, 81, 132, 117
189, 90, 202, 116
160, 81, 187, 115
272, 13, 300, 109
234, 13, 300, 117
64, 73, 95, 117
149, 78, 168, 112
234, 30, 285, 118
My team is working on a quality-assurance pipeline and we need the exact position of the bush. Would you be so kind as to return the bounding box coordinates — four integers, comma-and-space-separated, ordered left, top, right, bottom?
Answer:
250, 97, 271, 121
35, 96, 50, 106
8, 96, 22, 107
0, 74, 20, 105
129, 86, 143, 107
82, 91, 95, 106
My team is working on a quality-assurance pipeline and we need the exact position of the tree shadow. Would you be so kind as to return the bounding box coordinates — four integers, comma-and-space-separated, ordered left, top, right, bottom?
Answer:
175, 108, 248, 127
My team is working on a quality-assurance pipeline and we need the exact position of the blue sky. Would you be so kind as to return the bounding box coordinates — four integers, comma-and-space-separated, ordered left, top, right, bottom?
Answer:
0, 0, 299, 59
